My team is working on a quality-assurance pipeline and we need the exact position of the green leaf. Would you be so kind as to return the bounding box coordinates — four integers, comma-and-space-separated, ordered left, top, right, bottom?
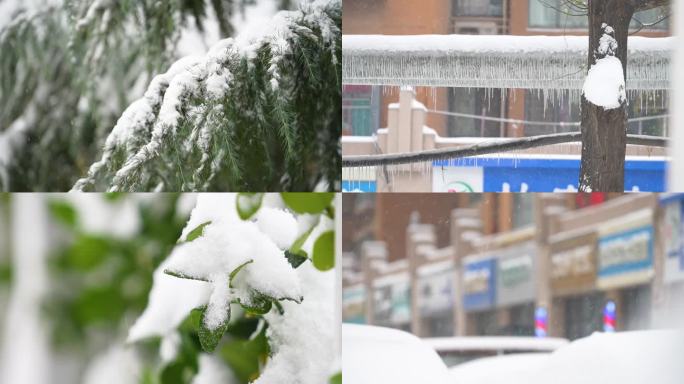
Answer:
103, 192, 125, 202
330, 372, 342, 384
239, 294, 273, 316
184, 221, 211, 242
236, 193, 264, 220
289, 215, 320, 253
163, 269, 210, 282
220, 322, 269, 383
229, 259, 254, 287
48, 200, 78, 228
198, 306, 231, 353
281, 193, 334, 214
312, 230, 335, 271
285, 249, 308, 268
65, 234, 111, 271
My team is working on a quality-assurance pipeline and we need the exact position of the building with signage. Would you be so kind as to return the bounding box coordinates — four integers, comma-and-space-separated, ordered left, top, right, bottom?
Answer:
342, 0, 669, 139
343, 193, 683, 340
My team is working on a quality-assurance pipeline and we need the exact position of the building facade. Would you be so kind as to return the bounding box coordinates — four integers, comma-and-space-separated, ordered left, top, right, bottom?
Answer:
342, 193, 684, 340
342, 0, 670, 139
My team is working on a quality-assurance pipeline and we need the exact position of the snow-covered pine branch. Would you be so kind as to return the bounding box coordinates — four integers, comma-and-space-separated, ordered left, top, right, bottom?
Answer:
73, 0, 341, 192
0, 0, 307, 192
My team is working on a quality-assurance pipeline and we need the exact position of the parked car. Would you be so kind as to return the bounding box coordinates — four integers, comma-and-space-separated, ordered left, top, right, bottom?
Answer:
343, 324, 450, 384
531, 330, 683, 384
448, 330, 683, 384
449, 353, 550, 384
423, 336, 568, 367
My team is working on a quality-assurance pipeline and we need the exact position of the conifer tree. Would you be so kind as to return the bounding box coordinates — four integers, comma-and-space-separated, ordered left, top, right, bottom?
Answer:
0, 0, 341, 192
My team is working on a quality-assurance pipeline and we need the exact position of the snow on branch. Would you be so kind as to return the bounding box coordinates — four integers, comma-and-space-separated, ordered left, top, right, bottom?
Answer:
342, 34, 671, 90
73, 0, 341, 192
342, 133, 668, 167
127, 193, 336, 383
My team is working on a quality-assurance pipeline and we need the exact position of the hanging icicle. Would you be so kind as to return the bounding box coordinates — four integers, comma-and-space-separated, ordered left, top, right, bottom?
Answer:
343, 35, 671, 93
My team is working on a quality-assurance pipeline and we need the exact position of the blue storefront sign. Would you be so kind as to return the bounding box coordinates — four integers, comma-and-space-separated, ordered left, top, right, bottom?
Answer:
463, 258, 496, 311
342, 180, 376, 192
433, 156, 666, 192
597, 223, 654, 289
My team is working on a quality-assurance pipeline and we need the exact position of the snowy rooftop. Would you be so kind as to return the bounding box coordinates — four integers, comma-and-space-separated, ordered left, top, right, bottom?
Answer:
343, 34, 671, 90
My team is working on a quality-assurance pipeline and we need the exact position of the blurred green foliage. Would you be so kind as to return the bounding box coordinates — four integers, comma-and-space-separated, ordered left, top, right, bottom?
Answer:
44, 195, 186, 348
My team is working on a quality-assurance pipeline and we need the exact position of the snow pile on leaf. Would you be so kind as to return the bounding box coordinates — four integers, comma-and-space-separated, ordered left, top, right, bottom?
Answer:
73, 0, 341, 192
127, 193, 337, 383
255, 234, 335, 384
582, 24, 626, 110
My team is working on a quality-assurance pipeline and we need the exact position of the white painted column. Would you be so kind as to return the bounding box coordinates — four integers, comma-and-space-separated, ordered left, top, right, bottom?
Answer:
0, 194, 50, 384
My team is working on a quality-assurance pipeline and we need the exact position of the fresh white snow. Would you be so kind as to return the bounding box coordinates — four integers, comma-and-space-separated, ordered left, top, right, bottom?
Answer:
343, 324, 450, 384
342, 34, 670, 91
583, 56, 626, 110
127, 255, 212, 342
531, 331, 683, 384
583, 25, 626, 110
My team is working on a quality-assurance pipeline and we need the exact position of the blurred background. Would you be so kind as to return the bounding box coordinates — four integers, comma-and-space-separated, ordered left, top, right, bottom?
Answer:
0, 194, 194, 383
342, 193, 684, 360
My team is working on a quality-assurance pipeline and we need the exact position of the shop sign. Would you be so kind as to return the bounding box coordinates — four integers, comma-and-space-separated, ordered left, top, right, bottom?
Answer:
417, 267, 454, 316
432, 157, 665, 192
343, 284, 366, 324
663, 200, 684, 283
496, 242, 536, 307
597, 221, 654, 289
549, 232, 597, 295
373, 274, 411, 325
463, 258, 496, 311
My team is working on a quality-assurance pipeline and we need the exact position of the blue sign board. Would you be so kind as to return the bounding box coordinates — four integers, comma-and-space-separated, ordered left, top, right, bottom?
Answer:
342, 180, 376, 192
433, 157, 666, 192
463, 258, 496, 311
597, 225, 654, 279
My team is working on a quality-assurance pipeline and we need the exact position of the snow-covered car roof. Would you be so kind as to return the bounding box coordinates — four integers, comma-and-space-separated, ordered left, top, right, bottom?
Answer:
424, 336, 569, 353
449, 353, 550, 384
343, 324, 450, 384
531, 330, 683, 384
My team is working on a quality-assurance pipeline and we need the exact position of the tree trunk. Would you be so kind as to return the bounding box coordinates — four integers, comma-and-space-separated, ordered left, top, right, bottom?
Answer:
578, 0, 635, 192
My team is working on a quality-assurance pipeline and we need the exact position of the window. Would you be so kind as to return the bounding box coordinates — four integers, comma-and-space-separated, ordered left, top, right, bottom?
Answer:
453, 0, 503, 17
447, 88, 504, 137
627, 92, 668, 136
512, 194, 534, 229
524, 90, 580, 137
528, 0, 668, 31
342, 85, 380, 136
525, 90, 668, 137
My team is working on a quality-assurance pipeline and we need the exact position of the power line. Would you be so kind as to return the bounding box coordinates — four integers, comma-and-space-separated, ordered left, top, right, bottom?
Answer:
427, 109, 669, 126
342, 133, 668, 167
